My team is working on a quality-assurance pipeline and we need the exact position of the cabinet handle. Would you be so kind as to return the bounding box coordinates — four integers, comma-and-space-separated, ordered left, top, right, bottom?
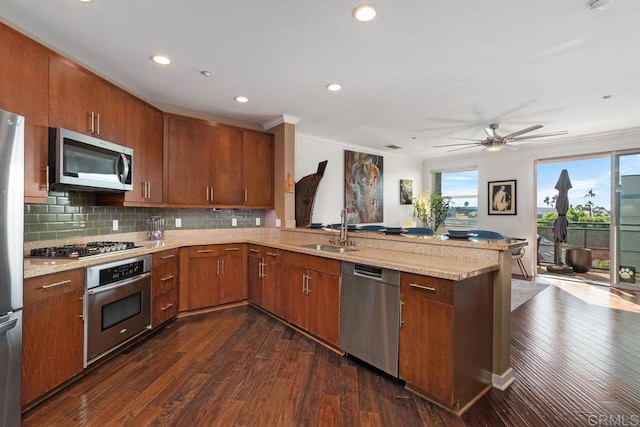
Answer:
221, 260, 225, 275
161, 275, 175, 281
225, 247, 240, 252
305, 274, 311, 294
409, 283, 436, 292
197, 249, 214, 253
95, 113, 100, 135
161, 254, 175, 259
43, 166, 50, 192
161, 303, 174, 311
216, 259, 220, 276
243, 188, 248, 203
249, 249, 259, 253
266, 252, 278, 257
302, 274, 307, 293
400, 301, 405, 327
88, 112, 95, 134
41, 279, 71, 290
211, 187, 215, 202
205, 187, 210, 202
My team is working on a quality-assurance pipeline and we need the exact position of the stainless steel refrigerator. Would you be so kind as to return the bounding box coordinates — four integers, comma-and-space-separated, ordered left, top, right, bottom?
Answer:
0, 108, 24, 427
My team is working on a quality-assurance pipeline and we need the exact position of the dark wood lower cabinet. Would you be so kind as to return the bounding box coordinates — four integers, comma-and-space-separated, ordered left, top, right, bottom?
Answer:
281, 251, 340, 347
399, 272, 493, 415
152, 248, 180, 328
22, 269, 85, 408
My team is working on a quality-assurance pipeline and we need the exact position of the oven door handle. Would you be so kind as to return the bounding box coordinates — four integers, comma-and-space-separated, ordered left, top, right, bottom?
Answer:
87, 272, 151, 296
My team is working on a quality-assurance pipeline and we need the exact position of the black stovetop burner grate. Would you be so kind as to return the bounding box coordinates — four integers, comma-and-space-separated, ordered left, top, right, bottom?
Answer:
29, 241, 137, 258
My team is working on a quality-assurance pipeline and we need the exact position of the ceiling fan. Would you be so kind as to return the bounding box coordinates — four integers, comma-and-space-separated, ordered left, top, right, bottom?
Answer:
433, 124, 568, 152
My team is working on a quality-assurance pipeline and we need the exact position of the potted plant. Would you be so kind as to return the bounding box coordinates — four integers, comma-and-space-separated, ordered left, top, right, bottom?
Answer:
412, 192, 453, 232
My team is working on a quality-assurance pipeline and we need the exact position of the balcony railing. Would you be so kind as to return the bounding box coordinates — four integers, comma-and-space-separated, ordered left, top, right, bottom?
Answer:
537, 221, 610, 270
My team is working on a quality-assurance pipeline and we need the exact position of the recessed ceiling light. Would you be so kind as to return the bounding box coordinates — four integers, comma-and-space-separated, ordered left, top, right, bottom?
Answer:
602, 94, 613, 100
353, 5, 377, 22
201, 71, 211, 77
234, 96, 249, 103
150, 55, 171, 65
75, 0, 95, 3
326, 83, 342, 92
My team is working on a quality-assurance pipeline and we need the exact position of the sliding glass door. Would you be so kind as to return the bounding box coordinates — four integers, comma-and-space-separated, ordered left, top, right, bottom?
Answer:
613, 152, 640, 288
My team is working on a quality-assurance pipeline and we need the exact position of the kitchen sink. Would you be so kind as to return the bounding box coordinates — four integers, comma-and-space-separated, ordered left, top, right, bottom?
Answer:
300, 244, 358, 254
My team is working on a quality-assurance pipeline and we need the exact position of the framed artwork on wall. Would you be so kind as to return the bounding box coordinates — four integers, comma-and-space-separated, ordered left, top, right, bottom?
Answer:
400, 179, 413, 205
488, 179, 517, 215
344, 150, 384, 223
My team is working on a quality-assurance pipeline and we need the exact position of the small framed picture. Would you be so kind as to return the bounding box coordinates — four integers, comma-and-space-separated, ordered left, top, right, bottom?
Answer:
400, 179, 413, 205
488, 180, 517, 215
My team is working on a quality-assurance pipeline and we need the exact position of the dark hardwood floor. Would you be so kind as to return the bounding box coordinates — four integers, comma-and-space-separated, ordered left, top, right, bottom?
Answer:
23, 279, 640, 426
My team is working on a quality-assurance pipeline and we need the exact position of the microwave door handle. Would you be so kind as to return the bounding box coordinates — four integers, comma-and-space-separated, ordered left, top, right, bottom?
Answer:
117, 153, 130, 184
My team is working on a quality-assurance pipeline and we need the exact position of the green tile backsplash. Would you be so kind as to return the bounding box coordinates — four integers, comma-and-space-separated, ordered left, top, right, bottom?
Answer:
24, 191, 265, 242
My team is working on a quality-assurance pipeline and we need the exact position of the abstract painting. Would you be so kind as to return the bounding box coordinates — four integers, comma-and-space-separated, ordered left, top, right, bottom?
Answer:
344, 150, 384, 223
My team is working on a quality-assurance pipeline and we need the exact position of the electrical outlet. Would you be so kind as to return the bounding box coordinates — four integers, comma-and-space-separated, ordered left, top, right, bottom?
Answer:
112, 219, 118, 231
175, 218, 182, 228
255, 218, 261, 226
275, 218, 281, 227
232, 218, 237, 227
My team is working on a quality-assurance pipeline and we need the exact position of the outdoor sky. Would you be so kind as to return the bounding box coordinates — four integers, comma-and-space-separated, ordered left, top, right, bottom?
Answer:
440, 153, 640, 212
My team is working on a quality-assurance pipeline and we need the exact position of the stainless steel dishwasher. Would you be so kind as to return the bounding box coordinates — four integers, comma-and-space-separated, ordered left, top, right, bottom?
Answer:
340, 261, 401, 377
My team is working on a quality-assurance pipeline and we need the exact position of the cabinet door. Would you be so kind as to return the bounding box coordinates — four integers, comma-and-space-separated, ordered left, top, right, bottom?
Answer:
0, 23, 49, 203
49, 55, 126, 143
218, 246, 245, 304
281, 263, 308, 329
165, 116, 212, 205
247, 254, 263, 305
211, 126, 244, 205
399, 280, 454, 405
22, 269, 84, 407
187, 257, 219, 309
262, 253, 282, 316
242, 130, 274, 207
307, 270, 340, 346
124, 96, 163, 204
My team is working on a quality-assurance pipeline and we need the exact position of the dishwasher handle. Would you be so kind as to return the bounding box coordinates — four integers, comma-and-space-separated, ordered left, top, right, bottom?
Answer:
353, 264, 383, 280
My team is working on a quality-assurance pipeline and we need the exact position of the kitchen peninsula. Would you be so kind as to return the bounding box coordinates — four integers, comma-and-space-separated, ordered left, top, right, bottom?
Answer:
23, 227, 524, 414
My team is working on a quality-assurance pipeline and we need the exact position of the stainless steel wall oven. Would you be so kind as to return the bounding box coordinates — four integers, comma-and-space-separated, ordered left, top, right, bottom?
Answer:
85, 254, 152, 366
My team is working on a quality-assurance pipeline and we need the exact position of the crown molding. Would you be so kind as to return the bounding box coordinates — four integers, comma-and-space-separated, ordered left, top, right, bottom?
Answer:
262, 114, 301, 130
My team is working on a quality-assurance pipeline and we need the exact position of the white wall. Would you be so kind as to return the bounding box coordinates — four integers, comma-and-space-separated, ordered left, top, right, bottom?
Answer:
423, 128, 640, 276
295, 133, 423, 226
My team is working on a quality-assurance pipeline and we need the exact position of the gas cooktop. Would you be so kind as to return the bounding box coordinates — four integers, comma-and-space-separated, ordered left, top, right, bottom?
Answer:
28, 241, 139, 258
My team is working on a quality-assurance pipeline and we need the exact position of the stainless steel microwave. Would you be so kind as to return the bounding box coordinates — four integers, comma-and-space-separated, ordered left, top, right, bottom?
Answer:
49, 128, 133, 192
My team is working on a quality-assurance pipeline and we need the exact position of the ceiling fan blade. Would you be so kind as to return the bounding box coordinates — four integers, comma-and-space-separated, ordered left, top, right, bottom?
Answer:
446, 144, 483, 153
445, 137, 486, 142
433, 142, 483, 148
484, 127, 494, 138
502, 124, 543, 139
511, 130, 568, 141
504, 143, 519, 150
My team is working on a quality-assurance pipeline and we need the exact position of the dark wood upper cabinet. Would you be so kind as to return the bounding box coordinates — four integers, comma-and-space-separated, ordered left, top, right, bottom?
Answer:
49, 54, 127, 145
0, 23, 49, 203
164, 114, 274, 208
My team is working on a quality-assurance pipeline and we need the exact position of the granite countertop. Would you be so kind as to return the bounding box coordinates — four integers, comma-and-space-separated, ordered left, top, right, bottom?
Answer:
24, 228, 523, 281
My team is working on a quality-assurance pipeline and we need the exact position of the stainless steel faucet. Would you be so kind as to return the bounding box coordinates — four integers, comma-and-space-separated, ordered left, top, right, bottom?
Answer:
329, 208, 351, 246
339, 208, 348, 246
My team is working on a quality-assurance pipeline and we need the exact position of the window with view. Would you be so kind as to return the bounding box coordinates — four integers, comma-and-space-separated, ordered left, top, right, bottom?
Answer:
434, 169, 478, 227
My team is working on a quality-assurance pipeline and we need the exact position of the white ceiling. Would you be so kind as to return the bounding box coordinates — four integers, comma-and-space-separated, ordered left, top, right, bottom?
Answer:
1, 0, 638, 158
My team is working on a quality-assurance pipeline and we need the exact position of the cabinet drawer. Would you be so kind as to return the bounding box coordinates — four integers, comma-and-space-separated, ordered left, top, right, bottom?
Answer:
153, 262, 179, 296
152, 289, 178, 327
282, 251, 340, 276
24, 269, 84, 304
248, 245, 266, 257
401, 273, 453, 305
218, 243, 245, 256
263, 247, 281, 262
188, 245, 219, 258
153, 248, 180, 268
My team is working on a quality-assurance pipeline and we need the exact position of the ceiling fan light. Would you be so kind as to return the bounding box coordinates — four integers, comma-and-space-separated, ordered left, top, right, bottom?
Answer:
485, 145, 502, 152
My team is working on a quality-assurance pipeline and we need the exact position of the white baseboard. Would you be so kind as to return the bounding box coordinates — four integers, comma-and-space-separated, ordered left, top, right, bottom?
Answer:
492, 368, 515, 391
